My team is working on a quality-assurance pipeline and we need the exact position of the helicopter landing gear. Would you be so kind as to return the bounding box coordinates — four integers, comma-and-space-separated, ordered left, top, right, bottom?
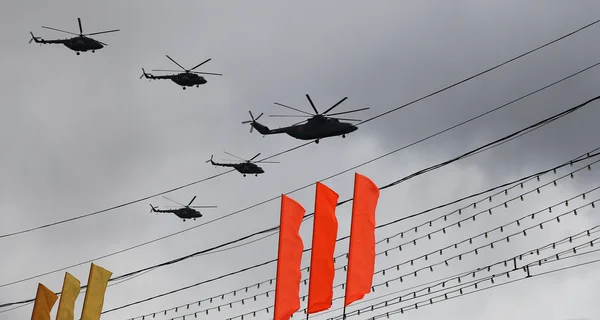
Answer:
342, 134, 346, 138
243, 174, 246, 177
183, 87, 186, 90
193, 218, 196, 221
76, 52, 80, 55
196, 85, 199, 88
315, 139, 320, 144
92, 50, 95, 53
183, 219, 186, 222
255, 174, 258, 177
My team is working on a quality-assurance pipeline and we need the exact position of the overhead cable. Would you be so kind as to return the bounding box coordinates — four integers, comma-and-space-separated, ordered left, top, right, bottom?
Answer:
151, 224, 600, 320
338, 246, 600, 320
2, 18, 599, 240
98, 160, 600, 320
3, 62, 599, 293
2, 96, 598, 310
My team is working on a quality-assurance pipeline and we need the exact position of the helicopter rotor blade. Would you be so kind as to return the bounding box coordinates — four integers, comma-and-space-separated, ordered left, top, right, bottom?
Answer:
254, 160, 280, 164
162, 196, 185, 207
41, 26, 79, 36
189, 58, 211, 71
189, 205, 217, 208
322, 97, 348, 115
268, 114, 311, 118
78, 17, 83, 34
290, 119, 309, 126
325, 107, 370, 117
85, 29, 120, 36
165, 55, 187, 72
274, 102, 313, 116
224, 151, 246, 161
187, 196, 197, 206
151, 69, 180, 73
248, 153, 261, 162
190, 71, 223, 76
305, 94, 319, 114
328, 117, 361, 121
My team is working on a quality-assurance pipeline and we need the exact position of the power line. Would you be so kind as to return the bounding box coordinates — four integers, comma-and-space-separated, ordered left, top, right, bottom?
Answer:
354, 18, 600, 126
2, 19, 599, 240
1, 152, 596, 316
96, 91, 600, 312
3, 61, 598, 295
1, 96, 597, 310
316, 233, 600, 320
153, 194, 600, 320
342, 247, 600, 320
142, 221, 600, 320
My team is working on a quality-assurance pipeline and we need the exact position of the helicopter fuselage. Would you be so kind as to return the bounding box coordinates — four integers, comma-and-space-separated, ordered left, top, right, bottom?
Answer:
208, 160, 265, 176
63, 36, 104, 52
252, 117, 358, 140
173, 207, 203, 219
156, 207, 202, 220
171, 73, 207, 87
234, 163, 265, 174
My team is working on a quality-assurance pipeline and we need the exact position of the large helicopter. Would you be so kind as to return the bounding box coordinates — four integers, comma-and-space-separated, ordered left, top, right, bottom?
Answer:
140, 55, 222, 89
206, 152, 278, 177
242, 94, 369, 144
29, 17, 119, 55
149, 196, 216, 221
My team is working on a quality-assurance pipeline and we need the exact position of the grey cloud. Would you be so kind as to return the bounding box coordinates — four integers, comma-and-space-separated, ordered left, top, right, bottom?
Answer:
2, 1, 600, 320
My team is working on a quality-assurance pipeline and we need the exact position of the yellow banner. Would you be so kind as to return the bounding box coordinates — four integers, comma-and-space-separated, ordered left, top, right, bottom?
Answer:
56, 272, 81, 320
80, 263, 112, 320
31, 283, 58, 320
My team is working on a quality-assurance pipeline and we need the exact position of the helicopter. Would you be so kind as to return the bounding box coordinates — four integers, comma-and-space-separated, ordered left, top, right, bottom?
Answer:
28, 17, 119, 55
140, 55, 222, 89
149, 196, 216, 221
205, 152, 279, 177
242, 94, 369, 144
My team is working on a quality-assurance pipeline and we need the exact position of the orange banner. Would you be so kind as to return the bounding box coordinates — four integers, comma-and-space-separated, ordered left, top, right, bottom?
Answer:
307, 182, 339, 314
344, 173, 379, 307
273, 194, 305, 320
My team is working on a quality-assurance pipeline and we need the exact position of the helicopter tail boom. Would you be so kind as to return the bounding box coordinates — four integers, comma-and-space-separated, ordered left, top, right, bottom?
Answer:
241, 111, 274, 135
250, 121, 271, 135
205, 155, 234, 167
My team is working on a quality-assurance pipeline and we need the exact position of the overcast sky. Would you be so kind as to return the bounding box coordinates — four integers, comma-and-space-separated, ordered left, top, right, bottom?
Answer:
2, 1, 600, 319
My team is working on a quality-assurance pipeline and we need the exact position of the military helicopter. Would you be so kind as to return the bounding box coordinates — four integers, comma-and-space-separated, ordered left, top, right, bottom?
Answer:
28, 17, 119, 55
242, 94, 369, 144
149, 196, 216, 221
205, 152, 279, 177
140, 55, 222, 89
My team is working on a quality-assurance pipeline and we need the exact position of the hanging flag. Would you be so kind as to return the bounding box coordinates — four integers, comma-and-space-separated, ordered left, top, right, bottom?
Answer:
344, 173, 379, 307
307, 182, 339, 314
273, 194, 305, 320
56, 272, 81, 320
31, 283, 58, 320
80, 263, 112, 320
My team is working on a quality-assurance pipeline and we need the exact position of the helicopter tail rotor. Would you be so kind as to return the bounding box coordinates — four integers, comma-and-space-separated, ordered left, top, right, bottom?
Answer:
241, 111, 264, 133
140, 68, 152, 80
28, 32, 42, 44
